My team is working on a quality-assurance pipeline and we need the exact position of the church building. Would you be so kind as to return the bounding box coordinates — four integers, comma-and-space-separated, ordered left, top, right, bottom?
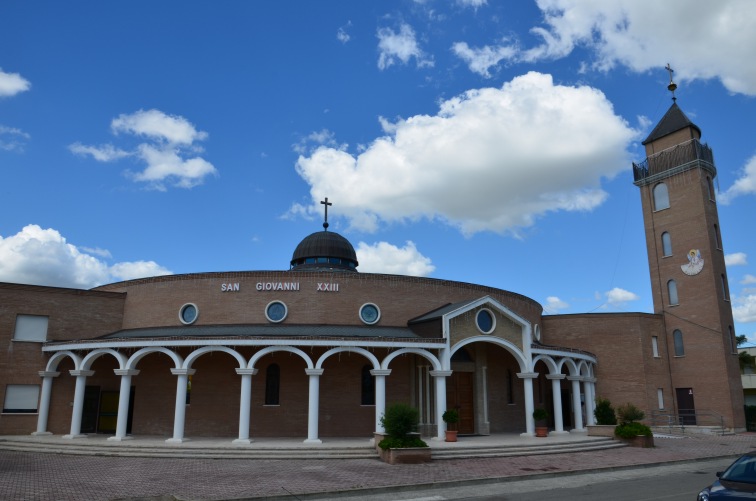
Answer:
0, 86, 745, 444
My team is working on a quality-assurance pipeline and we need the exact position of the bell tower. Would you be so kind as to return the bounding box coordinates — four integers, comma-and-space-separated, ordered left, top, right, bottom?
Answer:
632, 66, 744, 430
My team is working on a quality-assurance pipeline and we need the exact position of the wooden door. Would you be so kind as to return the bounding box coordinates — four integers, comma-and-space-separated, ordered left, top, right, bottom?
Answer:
447, 372, 475, 434
676, 387, 697, 425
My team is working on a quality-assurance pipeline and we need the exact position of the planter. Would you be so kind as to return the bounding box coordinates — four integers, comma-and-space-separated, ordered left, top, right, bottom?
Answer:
587, 425, 616, 438
619, 435, 654, 448
535, 426, 548, 438
445, 430, 458, 442
379, 447, 432, 465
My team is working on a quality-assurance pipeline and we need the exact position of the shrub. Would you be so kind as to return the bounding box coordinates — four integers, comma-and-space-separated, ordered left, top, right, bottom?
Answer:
442, 409, 459, 424
380, 403, 419, 440
616, 403, 645, 425
615, 422, 652, 439
594, 397, 617, 425
378, 436, 428, 450
532, 408, 549, 422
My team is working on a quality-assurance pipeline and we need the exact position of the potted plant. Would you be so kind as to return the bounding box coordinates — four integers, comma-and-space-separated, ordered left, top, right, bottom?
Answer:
442, 409, 460, 442
377, 403, 430, 464
533, 408, 549, 437
588, 397, 619, 437
614, 403, 654, 448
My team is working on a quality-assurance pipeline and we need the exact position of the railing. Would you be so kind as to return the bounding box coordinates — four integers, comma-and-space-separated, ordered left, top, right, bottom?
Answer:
649, 409, 726, 435
632, 139, 716, 185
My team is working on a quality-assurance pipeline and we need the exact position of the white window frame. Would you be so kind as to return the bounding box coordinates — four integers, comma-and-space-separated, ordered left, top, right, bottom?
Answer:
13, 315, 49, 342
3, 384, 40, 414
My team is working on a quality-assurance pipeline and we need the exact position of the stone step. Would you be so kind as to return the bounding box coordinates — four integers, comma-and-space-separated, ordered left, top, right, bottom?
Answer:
431, 437, 625, 460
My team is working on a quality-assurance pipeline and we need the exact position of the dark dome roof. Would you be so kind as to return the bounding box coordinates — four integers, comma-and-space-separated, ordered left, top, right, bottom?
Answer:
290, 230, 359, 272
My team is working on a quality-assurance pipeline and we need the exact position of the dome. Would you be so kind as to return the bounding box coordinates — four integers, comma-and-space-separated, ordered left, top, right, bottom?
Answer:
290, 230, 359, 272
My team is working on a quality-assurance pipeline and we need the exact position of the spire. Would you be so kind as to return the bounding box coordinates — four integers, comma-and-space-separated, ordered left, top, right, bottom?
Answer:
665, 63, 678, 102
320, 197, 332, 231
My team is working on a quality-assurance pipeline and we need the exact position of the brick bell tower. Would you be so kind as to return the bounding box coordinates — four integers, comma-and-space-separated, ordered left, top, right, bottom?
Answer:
632, 66, 744, 431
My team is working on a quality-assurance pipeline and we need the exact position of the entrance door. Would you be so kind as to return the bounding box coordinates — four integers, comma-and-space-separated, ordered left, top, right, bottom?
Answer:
81, 386, 100, 433
97, 391, 120, 433
676, 388, 697, 425
447, 372, 475, 434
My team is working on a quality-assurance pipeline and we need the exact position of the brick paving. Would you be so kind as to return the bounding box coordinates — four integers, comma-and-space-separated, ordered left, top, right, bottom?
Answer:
2, 434, 756, 501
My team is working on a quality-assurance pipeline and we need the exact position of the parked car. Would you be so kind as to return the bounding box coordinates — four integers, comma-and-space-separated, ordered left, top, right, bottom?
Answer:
698, 451, 756, 500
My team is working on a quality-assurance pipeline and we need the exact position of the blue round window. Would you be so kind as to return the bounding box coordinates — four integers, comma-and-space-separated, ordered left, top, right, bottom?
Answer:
476, 309, 494, 333
359, 303, 380, 325
265, 301, 288, 323
179, 303, 198, 325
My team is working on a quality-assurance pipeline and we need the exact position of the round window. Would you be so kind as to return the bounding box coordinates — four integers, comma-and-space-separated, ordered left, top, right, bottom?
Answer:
179, 303, 198, 325
476, 309, 495, 334
265, 301, 288, 323
359, 303, 381, 325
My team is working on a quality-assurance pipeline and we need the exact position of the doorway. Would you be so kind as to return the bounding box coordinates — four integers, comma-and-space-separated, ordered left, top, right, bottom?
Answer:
675, 387, 697, 425
447, 372, 475, 434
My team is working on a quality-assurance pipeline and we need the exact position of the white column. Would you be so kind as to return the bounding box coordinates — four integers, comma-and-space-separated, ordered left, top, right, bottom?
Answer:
518, 372, 538, 437
33, 371, 60, 436
304, 368, 324, 444
233, 368, 257, 444
371, 369, 391, 434
166, 368, 195, 444
429, 370, 452, 441
568, 376, 585, 432
546, 374, 568, 435
584, 377, 597, 426
63, 369, 95, 439
108, 369, 140, 441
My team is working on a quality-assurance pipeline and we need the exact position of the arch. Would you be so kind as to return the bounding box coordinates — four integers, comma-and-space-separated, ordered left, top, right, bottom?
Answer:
661, 232, 672, 257
667, 279, 679, 305
81, 348, 127, 371
381, 348, 440, 371
558, 357, 580, 376
315, 347, 380, 370
531, 354, 559, 374
126, 346, 183, 371
577, 360, 591, 377
653, 182, 670, 210
451, 336, 527, 372
183, 346, 246, 370
248, 346, 313, 370
45, 351, 82, 372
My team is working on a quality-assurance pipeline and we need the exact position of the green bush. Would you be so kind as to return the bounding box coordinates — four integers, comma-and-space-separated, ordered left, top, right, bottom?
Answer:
594, 397, 617, 425
380, 403, 419, 440
532, 408, 549, 422
378, 436, 428, 450
615, 422, 652, 439
616, 403, 645, 425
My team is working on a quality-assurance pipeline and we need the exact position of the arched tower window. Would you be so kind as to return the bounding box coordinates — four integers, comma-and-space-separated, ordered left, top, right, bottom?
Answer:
714, 224, 723, 250
667, 280, 679, 305
729, 326, 736, 354
653, 183, 670, 210
673, 330, 685, 356
721, 274, 729, 301
661, 232, 672, 257
265, 364, 280, 405
707, 176, 716, 202
361, 365, 375, 405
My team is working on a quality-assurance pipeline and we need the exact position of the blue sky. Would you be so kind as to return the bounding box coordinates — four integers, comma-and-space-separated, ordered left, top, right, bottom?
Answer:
1, 1, 755, 337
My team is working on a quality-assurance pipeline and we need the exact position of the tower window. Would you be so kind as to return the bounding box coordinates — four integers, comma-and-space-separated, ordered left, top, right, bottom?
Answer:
667, 280, 679, 306
729, 326, 736, 354
652, 336, 660, 358
673, 330, 685, 356
714, 224, 723, 250
653, 183, 670, 211
661, 232, 672, 257
707, 176, 716, 202
721, 275, 729, 301
264, 364, 280, 405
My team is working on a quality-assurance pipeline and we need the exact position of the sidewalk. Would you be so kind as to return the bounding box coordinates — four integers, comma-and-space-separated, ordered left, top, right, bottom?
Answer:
1, 433, 755, 501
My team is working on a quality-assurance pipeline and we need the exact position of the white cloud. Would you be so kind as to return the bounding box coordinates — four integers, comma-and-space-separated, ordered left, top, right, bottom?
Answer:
292, 129, 339, 154
0, 69, 30, 97
458, 0, 487, 7
451, 41, 516, 78
720, 154, 756, 204
337, 21, 352, 44
293, 72, 636, 235
516, 0, 756, 96
0, 125, 31, 152
356, 241, 435, 276
70, 109, 217, 190
377, 23, 434, 70
0, 225, 171, 288
545, 296, 569, 312
742, 275, 756, 285
725, 252, 748, 267
605, 287, 639, 306
733, 295, 756, 323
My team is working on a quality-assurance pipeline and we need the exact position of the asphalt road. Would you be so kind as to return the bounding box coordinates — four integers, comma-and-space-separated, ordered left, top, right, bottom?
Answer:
328, 458, 734, 501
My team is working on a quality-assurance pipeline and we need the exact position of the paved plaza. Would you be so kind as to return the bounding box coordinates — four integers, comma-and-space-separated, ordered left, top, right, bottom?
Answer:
1, 433, 755, 500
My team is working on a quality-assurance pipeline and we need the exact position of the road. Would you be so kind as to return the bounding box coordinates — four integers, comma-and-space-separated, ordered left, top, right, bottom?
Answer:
328, 458, 733, 501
